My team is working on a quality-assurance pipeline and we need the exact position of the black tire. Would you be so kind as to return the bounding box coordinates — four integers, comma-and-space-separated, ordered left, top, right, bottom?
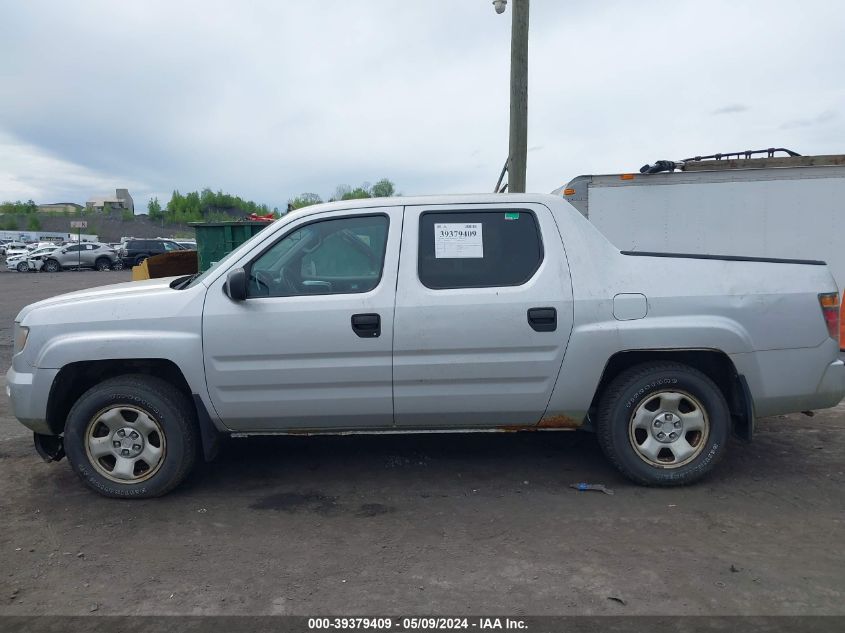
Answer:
16, 261, 29, 272
135, 255, 148, 266
64, 375, 199, 498
43, 259, 60, 273
95, 257, 111, 271
112, 259, 125, 271
596, 361, 729, 486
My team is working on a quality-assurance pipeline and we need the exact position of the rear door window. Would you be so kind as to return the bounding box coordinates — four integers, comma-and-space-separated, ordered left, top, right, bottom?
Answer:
417, 210, 543, 289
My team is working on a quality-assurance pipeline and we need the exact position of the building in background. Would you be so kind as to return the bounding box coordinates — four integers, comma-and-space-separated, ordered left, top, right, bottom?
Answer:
36, 202, 83, 214
86, 188, 134, 214
0, 230, 99, 242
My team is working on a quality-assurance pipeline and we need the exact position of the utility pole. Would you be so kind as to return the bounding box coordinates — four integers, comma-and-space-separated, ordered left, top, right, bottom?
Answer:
508, 0, 529, 192
496, 0, 530, 193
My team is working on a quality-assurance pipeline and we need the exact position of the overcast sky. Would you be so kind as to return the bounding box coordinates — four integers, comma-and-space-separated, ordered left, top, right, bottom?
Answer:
1, 0, 843, 212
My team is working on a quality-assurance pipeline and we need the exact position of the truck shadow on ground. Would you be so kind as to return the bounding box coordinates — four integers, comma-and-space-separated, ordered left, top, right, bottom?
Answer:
20, 419, 820, 506
171, 431, 635, 515
176, 429, 762, 501
190, 430, 610, 485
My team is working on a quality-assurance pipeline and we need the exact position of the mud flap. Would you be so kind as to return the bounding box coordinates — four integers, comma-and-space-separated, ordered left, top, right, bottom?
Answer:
731, 374, 755, 443
33, 433, 65, 463
192, 394, 221, 462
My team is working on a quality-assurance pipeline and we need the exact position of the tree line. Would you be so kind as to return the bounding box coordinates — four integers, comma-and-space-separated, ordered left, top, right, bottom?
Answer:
288, 178, 398, 210
1, 177, 401, 233
148, 178, 398, 222
0, 200, 41, 231
147, 188, 277, 224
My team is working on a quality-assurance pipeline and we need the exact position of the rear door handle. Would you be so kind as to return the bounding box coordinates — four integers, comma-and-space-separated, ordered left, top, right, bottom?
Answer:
527, 307, 557, 332
351, 313, 381, 338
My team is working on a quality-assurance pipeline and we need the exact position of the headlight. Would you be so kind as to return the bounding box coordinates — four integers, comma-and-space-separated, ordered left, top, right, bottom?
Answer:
13, 324, 29, 355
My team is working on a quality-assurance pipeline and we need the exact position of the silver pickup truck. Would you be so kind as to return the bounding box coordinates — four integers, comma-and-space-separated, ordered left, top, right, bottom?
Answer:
6, 194, 844, 497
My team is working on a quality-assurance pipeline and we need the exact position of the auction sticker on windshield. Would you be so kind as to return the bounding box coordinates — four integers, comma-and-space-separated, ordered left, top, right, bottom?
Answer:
434, 223, 483, 258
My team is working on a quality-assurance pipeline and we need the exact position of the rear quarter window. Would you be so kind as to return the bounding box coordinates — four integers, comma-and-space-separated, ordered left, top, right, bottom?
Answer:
418, 209, 543, 289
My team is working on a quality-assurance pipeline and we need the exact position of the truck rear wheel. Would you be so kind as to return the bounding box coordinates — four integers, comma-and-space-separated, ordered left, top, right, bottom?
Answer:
596, 362, 729, 486
64, 375, 198, 498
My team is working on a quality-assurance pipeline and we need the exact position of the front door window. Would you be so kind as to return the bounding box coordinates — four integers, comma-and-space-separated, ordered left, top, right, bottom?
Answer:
248, 215, 389, 298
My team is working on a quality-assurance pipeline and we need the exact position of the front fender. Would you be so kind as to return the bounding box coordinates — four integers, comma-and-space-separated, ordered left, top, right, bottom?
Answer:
36, 330, 200, 369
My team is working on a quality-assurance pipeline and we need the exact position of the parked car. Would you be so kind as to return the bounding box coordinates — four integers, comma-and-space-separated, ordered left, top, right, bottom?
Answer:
27, 241, 58, 251
175, 240, 197, 250
6, 194, 845, 497
2, 241, 28, 258
5, 245, 60, 272
119, 239, 184, 266
5, 252, 34, 272
41, 242, 119, 272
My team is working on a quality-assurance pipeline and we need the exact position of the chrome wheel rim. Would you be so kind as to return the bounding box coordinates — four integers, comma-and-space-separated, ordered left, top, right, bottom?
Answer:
628, 390, 709, 468
85, 406, 166, 483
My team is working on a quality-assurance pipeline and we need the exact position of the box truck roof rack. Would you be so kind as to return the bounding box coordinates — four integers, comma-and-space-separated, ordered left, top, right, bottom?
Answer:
683, 147, 801, 162
640, 148, 845, 174
641, 148, 802, 174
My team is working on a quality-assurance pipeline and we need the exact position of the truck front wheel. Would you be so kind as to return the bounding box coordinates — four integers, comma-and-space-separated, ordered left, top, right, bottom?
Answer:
596, 362, 729, 486
64, 375, 199, 498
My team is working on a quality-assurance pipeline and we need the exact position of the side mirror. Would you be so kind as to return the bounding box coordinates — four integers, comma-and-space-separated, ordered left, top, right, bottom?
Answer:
225, 268, 248, 301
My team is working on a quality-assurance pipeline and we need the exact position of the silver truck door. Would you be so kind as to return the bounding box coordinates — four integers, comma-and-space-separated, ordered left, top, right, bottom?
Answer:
202, 207, 402, 431
393, 203, 574, 428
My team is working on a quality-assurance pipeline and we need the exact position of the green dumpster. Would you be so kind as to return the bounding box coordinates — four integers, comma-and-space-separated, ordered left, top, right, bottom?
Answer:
191, 221, 271, 272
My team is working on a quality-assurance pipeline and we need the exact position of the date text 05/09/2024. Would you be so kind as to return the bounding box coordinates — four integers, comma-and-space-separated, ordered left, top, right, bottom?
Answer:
307, 617, 528, 630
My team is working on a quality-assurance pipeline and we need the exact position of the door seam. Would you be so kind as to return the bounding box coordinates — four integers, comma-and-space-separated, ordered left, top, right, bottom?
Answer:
389, 206, 406, 428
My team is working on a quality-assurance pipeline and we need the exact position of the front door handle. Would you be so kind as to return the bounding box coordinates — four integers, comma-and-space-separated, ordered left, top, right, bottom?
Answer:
527, 307, 557, 332
351, 313, 381, 338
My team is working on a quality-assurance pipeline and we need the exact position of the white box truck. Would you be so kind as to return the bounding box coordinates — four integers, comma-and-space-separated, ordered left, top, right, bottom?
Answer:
553, 151, 845, 347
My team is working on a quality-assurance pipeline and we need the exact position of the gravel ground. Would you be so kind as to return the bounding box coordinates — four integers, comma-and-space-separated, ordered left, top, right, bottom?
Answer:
0, 268, 843, 616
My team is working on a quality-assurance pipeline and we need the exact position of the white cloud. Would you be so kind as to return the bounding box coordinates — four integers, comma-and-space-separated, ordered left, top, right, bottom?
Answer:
711, 105, 749, 115
0, 0, 843, 205
0, 132, 146, 203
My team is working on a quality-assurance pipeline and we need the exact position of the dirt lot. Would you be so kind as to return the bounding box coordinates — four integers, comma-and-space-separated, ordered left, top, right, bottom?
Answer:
0, 269, 843, 616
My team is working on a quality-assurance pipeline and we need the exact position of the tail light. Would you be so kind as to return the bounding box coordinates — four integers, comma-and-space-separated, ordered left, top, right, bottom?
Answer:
818, 292, 840, 344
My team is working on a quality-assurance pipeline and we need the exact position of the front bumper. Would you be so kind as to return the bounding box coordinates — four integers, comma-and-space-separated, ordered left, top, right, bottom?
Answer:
5, 365, 59, 435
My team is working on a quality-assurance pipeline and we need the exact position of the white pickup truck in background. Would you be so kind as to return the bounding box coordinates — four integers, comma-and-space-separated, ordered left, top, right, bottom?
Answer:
6, 194, 844, 497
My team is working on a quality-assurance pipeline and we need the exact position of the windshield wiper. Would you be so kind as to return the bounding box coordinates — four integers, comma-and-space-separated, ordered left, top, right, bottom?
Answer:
172, 272, 201, 289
